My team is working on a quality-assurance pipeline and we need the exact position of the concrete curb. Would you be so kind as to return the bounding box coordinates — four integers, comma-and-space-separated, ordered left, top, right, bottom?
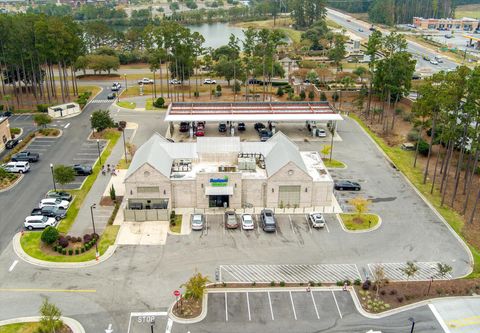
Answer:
349, 116, 474, 278
13, 232, 117, 269
168, 293, 209, 324
0, 174, 24, 193
0, 316, 85, 333
336, 213, 382, 233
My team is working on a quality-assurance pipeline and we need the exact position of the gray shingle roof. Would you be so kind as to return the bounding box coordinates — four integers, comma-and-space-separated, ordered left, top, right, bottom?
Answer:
264, 132, 308, 176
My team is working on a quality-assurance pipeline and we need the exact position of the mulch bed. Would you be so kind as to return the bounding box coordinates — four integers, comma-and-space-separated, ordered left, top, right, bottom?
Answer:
59, 324, 74, 333
100, 196, 123, 207
355, 279, 480, 313
0, 173, 20, 191
172, 298, 202, 319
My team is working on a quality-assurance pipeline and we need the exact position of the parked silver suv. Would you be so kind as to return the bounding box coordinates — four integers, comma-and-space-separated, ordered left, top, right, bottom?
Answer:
260, 209, 276, 232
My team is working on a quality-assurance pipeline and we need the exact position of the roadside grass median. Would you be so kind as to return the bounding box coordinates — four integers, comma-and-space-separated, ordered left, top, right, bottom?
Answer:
20, 129, 121, 262
20, 225, 119, 263
339, 213, 379, 231
350, 114, 480, 277
0, 322, 40, 333
145, 99, 165, 111
322, 158, 346, 168
117, 101, 136, 109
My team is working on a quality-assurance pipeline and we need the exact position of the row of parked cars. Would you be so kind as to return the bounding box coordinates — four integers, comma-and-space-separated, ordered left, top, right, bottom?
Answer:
24, 191, 72, 230
191, 210, 329, 232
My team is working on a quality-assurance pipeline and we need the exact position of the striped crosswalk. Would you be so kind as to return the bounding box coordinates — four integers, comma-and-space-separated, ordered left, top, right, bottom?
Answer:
219, 264, 361, 283
90, 99, 114, 104
368, 262, 453, 281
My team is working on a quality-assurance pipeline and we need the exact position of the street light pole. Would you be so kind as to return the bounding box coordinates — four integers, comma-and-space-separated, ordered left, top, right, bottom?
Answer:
122, 126, 128, 164
90, 203, 99, 260
409, 317, 415, 333
50, 163, 56, 192
96, 139, 102, 165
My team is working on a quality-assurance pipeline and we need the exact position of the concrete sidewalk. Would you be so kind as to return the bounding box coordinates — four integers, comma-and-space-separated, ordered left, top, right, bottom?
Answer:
69, 128, 134, 237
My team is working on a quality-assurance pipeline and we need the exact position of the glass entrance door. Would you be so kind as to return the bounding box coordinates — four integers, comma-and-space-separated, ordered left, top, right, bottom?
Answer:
209, 195, 229, 208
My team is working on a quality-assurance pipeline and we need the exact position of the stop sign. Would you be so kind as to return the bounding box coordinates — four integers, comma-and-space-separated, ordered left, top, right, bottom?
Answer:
174, 290, 180, 297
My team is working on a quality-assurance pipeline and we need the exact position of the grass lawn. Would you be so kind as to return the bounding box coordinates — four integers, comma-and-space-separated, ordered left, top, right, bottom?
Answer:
145, 99, 166, 111
339, 213, 379, 231
322, 158, 346, 168
20, 225, 119, 262
235, 19, 302, 44
0, 323, 40, 333
326, 19, 342, 29
350, 114, 480, 277
117, 101, 136, 109
455, 4, 480, 19
116, 158, 131, 169
121, 84, 210, 98
169, 215, 182, 233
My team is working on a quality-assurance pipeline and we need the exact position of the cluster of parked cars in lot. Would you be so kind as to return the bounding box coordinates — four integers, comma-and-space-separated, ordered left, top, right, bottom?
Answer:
1, 150, 40, 175
24, 191, 72, 230
191, 210, 330, 232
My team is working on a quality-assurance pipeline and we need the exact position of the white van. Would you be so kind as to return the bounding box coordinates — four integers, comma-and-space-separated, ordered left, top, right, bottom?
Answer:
2, 161, 30, 173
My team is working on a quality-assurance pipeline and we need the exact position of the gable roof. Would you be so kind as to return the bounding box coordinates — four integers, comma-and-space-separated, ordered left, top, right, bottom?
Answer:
126, 131, 309, 179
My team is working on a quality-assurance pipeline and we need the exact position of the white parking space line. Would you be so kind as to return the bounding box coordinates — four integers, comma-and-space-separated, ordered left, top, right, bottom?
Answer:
331, 291, 342, 319
288, 215, 295, 234
8, 260, 18, 272
165, 318, 173, 333
310, 291, 320, 319
64, 123, 70, 129
289, 291, 297, 320
267, 292, 274, 320
246, 292, 251, 321
225, 292, 228, 322
305, 215, 312, 233
77, 153, 98, 156
324, 222, 330, 233
428, 304, 451, 333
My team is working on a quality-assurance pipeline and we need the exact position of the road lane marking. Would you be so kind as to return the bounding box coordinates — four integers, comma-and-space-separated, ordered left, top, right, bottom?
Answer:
64, 123, 70, 129
305, 215, 312, 234
428, 304, 452, 332
267, 291, 274, 320
0, 288, 96, 293
8, 260, 18, 272
310, 291, 320, 319
225, 292, 228, 322
165, 318, 173, 333
324, 221, 330, 233
246, 292, 251, 321
289, 291, 297, 320
332, 291, 342, 319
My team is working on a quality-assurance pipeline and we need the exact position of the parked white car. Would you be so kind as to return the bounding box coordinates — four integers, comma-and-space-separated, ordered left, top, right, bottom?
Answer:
169, 79, 182, 85
39, 198, 70, 210
138, 78, 154, 85
316, 128, 327, 138
24, 215, 57, 230
191, 214, 205, 231
2, 161, 30, 173
241, 214, 254, 230
309, 212, 326, 228
203, 78, 216, 84
430, 59, 439, 65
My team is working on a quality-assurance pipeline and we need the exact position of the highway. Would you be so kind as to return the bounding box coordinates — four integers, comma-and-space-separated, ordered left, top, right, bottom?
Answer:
326, 8, 459, 74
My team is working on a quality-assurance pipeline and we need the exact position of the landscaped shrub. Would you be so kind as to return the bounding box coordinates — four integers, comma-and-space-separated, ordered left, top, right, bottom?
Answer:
41, 226, 59, 245
389, 289, 397, 295
299, 90, 306, 100
194, 91, 199, 97
83, 234, 92, 243
68, 249, 73, 255
402, 113, 412, 122
66, 235, 72, 241
119, 120, 127, 129
336, 281, 344, 286
394, 108, 403, 115
81, 247, 85, 253
85, 243, 91, 251
279, 281, 285, 287
344, 279, 352, 286
362, 279, 371, 290
75, 249, 79, 255
270, 281, 275, 286
354, 278, 361, 286
36, 104, 50, 113
58, 236, 69, 248
308, 91, 315, 100
407, 129, 420, 142
418, 139, 430, 156
153, 97, 165, 108
317, 282, 322, 286
309, 280, 315, 286
92, 233, 99, 240
276, 87, 284, 97
62, 248, 67, 255
320, 92, 327, 101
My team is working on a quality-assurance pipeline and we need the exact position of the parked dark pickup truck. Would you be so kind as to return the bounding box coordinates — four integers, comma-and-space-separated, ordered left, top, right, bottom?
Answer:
11, 151, 39, 162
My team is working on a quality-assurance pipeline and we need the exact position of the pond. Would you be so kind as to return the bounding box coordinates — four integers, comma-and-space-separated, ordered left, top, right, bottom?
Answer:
186, 22, 246, 49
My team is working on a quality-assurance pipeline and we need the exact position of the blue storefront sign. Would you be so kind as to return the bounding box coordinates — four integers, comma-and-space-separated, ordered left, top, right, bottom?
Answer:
210, 176, 229, 187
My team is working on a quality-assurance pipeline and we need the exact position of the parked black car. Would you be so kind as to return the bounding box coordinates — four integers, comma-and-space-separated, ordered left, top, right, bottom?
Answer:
179, 122, 190, 132
254, 123, 266, 132
2, 111, 12, 117
45, 191, 73, 202
11, 151, 39, 162
248, 78, 262, 85
218, 122, 227, 132
31, 206, 67, 221
334, 180, 361, 191
107, 93, 116, 100
259, 129, 273, 142
5, 139, 19, 149
73, 164, 93, 176
237, 122, 246, 131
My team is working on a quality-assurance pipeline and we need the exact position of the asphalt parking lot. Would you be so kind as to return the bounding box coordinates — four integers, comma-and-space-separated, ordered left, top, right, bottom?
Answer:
173, 289, 444, 333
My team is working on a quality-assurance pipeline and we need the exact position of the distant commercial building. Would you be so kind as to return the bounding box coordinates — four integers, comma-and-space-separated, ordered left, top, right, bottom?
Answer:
0, 116, 12, 153
413, 17, 479, 31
